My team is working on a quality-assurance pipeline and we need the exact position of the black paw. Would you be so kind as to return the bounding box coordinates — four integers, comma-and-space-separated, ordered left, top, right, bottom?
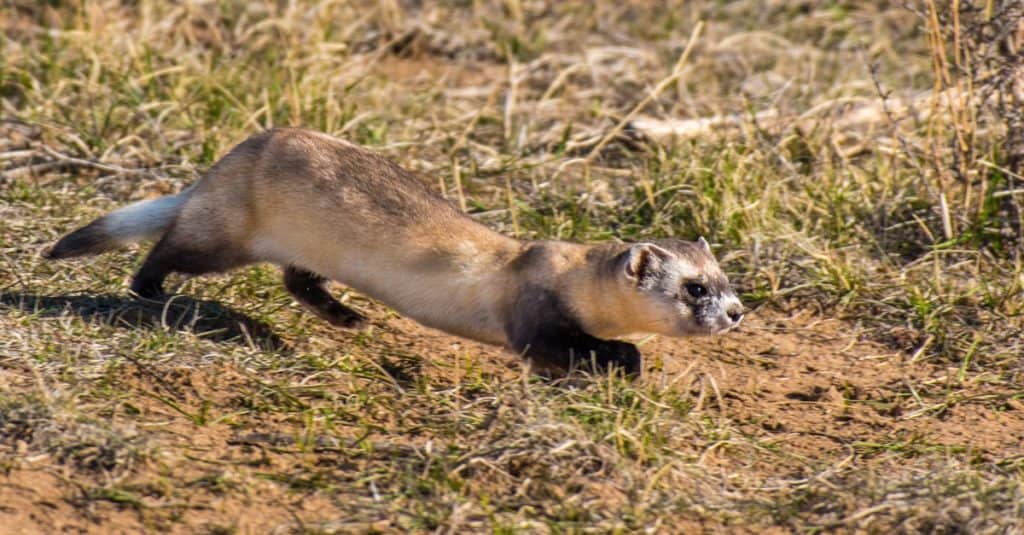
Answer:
588, 340, 642, 378
322, 303, 366, 329
130, 279, 165, 300
524, 339, 642, 379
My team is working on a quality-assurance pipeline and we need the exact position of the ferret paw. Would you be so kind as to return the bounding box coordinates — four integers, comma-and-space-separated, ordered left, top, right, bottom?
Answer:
322, 304, 366, 329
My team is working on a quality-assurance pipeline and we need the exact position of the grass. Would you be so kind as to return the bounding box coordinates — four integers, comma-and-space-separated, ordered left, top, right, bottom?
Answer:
2, 0, 1023, 532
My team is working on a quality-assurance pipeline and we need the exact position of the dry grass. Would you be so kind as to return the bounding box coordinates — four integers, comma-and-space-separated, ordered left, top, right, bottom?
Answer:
1, 1, 1023, 533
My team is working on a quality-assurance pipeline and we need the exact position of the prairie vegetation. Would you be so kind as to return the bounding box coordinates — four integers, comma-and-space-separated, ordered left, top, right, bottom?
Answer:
1, 1, 1022, 532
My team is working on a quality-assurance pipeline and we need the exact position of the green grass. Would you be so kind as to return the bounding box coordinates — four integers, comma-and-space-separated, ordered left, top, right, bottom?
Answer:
2, 0, 1023, 532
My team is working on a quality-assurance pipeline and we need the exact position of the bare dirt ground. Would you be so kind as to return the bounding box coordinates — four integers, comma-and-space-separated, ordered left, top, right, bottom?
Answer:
1, 296, 1020, 533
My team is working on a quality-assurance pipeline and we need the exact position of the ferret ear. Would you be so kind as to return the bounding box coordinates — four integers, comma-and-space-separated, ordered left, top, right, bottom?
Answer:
623, 243, 675, 284
697, 236, 712, 254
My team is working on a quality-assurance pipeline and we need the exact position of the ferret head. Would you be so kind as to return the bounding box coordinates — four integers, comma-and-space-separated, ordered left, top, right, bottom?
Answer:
585, 238, 743, 338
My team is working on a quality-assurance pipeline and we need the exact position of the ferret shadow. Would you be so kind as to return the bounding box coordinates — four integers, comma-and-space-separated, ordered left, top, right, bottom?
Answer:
0, 292, 287, 352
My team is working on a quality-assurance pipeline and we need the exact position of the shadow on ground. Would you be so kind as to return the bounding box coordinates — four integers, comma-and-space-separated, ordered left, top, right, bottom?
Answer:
0, 292, 285, 351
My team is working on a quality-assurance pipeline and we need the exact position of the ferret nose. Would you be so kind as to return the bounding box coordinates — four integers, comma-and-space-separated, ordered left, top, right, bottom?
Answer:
726, 304, 744, 323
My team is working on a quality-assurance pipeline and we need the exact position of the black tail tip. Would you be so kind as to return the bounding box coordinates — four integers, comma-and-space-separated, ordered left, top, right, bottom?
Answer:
45, 223, 109, 260
45, 240, 78, 260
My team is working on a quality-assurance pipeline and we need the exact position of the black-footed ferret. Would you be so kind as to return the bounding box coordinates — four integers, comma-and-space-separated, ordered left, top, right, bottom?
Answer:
46, 128, 743, 376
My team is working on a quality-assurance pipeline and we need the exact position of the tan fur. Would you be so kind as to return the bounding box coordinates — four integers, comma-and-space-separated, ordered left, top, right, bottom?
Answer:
162, 129, 521, 344
49, 128, 743, 366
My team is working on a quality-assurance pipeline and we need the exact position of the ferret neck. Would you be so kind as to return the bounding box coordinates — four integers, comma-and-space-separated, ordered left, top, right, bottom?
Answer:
561, 244, 631, 338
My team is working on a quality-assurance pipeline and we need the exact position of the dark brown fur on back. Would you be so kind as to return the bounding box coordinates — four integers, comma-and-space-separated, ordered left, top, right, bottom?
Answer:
254, 129, 465, 225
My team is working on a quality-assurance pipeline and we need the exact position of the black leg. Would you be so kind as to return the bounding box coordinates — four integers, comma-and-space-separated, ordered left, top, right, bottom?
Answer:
283, 267, 365, 328
515, 330, 641, 378
130, 235, 249, 299
505, 284, 642, 378
130, 254, 170, 298
130, 237, 176, 298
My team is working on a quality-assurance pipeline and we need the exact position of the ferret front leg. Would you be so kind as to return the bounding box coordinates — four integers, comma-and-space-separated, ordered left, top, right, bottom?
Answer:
509, 325, 641, 378
505, 285, 642, 377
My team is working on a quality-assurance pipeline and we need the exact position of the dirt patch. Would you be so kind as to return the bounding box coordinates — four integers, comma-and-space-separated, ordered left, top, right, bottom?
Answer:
648, 312, 1023, 475
3, 304, 1017, 532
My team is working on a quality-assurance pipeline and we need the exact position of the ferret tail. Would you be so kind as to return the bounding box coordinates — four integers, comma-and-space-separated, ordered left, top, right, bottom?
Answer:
46, 186, 194, 259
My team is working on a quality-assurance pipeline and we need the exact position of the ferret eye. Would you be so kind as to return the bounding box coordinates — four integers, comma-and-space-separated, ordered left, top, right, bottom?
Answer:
685, 283, 707, 298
